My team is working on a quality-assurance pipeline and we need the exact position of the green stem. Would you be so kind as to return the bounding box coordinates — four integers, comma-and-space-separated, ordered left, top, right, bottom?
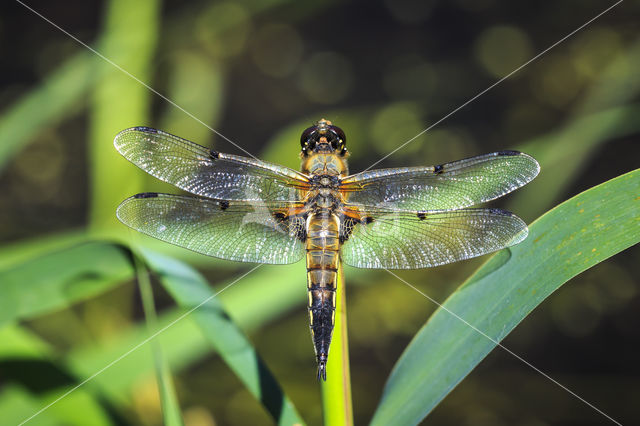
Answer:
321, 263, 354, 426
135, 254, 184, 426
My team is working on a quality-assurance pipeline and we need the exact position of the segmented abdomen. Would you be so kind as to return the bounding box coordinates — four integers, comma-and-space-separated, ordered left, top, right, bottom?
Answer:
306, 211, 340, 380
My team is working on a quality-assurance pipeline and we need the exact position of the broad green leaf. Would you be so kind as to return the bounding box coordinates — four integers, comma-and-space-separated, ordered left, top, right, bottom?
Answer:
0, 242, 133, 326
371, 169, 639, 426
0, 241, 207, 417
0, 230, 89, 270
0, 384, 112, 426
0, 307, 210, 421
0, 385, 58, 426
0, 327, 113, 426
0, 324, 54, 359
140, 249, 306, 426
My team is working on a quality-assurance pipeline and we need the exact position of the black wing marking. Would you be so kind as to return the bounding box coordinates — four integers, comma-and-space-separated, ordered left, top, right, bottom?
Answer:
341, 151, 539, 211
117, 193, 306, 264
340, 206, 528, 269
114, 127, 310, 202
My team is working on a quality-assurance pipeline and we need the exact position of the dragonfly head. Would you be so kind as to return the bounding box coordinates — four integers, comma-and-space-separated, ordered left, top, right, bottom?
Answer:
300, 118, 348, 157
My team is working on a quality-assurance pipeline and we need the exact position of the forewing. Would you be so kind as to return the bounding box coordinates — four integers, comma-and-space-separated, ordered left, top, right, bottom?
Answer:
341, 207, 528, 269
114, 127, 309, 201
116, 193, 306, 264
341, 151, 539, 211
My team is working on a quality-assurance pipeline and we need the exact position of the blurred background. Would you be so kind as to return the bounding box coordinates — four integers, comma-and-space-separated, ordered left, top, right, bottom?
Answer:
1, 0, 638, 424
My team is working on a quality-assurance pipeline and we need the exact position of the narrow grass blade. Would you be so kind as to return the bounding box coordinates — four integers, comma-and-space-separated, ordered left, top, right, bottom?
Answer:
139, 249, 306, 426
371, 169, 639, 425
136, 255, 184, 426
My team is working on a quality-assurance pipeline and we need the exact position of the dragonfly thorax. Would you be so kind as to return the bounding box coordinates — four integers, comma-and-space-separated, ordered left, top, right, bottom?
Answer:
301, 152, 349, 176
313, 193, 339, 209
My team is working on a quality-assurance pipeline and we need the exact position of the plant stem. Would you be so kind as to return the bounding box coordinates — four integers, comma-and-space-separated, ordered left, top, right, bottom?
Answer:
321, 262, 354, 426
135, 253, 184, 426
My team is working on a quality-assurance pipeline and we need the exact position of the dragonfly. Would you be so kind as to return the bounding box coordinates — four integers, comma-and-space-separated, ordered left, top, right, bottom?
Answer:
114, 119, 539, 380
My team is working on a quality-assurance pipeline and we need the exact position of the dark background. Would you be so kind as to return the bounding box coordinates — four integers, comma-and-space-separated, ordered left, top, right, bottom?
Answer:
1, 0, 638, 424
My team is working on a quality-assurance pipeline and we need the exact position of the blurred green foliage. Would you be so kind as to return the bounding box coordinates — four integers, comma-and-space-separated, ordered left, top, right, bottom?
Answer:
0, 0, 638, 425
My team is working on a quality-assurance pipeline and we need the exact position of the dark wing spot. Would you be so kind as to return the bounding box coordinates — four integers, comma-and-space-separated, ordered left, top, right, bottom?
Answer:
134, 192, 158, 199
219, 200, 230, 210
417, 212, 427, 220
274, 213, 307, 242
289, 215, 307, 242
296, 227, 307, 242
497, 150, 520, 156
209, 149, 220, 159
434, 164, 444, 174
488, 208, 512, 216
362, 216, 374, 224
132, 126, 157, 133
339, 217, 357, 243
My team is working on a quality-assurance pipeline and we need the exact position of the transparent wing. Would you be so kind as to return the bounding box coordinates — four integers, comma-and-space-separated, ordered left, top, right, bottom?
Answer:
341, 151, 539, 211
340, 207, 528, 269
117, 193, 306, 264
114, 127, 310, 202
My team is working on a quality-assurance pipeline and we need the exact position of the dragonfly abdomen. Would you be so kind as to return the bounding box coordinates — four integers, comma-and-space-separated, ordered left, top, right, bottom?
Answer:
306, 211, 340, 380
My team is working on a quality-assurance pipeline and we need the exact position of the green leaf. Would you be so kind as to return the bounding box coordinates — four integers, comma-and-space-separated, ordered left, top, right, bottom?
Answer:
136, 256, 184, 426
0, 384, 112, 426
0, 238, 335, 419
0, 385, 59, 426
0, 327, 114, 426
89, 0, 160, 229
64, 306, 212, 408
0, 230, 89, 270
140, 249, 306, 426
371, 169, 640, 426
0, 242, 133, 326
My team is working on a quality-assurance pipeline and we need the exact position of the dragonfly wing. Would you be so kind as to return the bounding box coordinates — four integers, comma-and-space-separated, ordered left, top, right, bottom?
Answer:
341, 151, 539, 211
340, 206, 528, 269
114, 127, 309, 202
117, 193, 306, 264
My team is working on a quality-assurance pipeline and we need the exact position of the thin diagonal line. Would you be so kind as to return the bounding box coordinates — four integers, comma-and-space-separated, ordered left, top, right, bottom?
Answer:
18, 263, 263, 426
364, 0, 623, 172
384, 268, 622, 426
15, 0, 257, 160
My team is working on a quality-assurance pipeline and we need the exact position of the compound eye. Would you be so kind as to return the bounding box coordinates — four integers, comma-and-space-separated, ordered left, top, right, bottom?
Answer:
329, 125, 346, 145
300, 125, 316, 148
